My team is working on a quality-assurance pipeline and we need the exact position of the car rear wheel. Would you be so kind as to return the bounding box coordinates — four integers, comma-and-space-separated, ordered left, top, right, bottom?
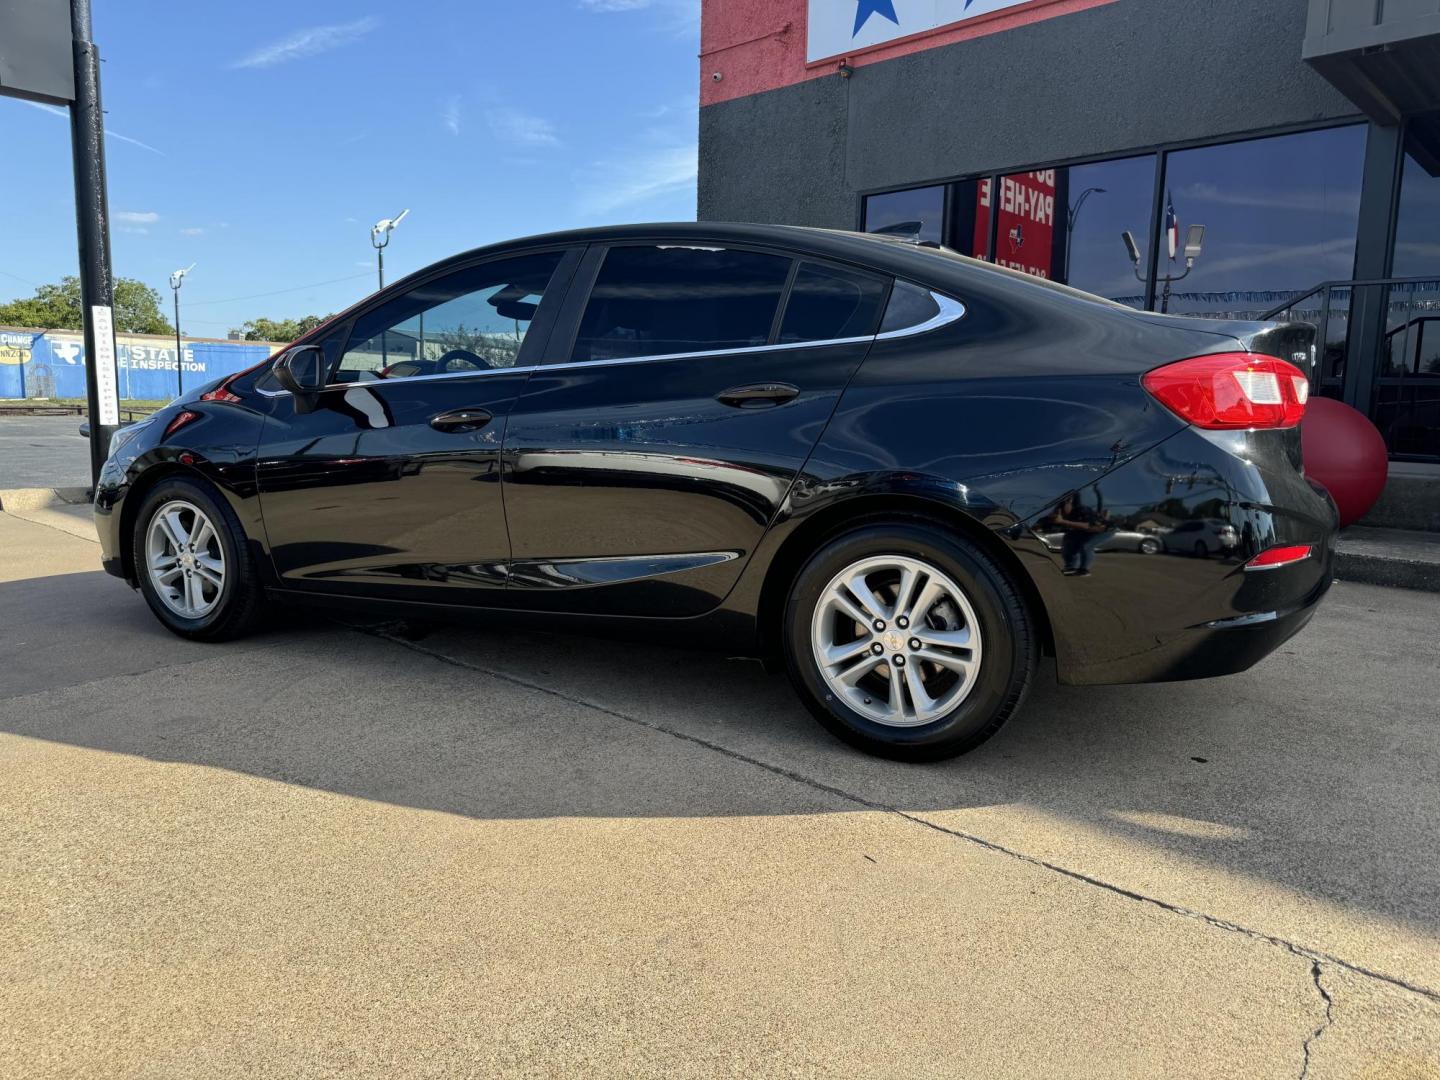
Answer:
783, 522, 1036, 761
132, 476, 264, 641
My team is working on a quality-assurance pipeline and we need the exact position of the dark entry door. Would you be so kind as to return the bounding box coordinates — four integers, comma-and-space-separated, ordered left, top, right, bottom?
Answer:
256, 248, 577, 603
502, 243, 890, 616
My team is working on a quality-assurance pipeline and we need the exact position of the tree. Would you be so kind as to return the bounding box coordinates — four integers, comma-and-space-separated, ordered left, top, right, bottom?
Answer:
0, 276, 172, 335
234, 314, 333, 342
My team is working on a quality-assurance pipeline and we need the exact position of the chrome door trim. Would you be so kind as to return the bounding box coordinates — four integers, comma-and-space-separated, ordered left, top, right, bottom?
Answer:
255, 289, 965, 397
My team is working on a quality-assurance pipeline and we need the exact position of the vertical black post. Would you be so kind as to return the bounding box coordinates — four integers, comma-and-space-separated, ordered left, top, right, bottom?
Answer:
68, 0, 117, 487
173, 286, 183, 398
1143, 152, 1166, 311
1344, 121, 1405, 422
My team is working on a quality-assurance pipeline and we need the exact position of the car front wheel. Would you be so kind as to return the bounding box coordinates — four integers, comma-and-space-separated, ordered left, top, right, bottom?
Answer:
783, 522, 1037, 761
132, 476, 264, 641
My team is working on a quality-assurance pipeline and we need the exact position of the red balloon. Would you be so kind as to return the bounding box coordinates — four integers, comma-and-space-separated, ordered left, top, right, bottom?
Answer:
1301, 397, 1388, 527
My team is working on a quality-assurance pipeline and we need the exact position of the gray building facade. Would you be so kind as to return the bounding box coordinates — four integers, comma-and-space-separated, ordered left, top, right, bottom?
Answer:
698, 0, 1440, 460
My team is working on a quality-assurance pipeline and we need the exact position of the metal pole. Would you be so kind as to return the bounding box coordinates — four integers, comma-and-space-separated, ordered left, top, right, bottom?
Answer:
377, 244, 385, 290
173, 285, 183, 398
68, 0, 118, 487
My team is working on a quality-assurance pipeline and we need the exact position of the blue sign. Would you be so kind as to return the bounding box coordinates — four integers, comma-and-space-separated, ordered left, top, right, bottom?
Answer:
0, 328, 277, 402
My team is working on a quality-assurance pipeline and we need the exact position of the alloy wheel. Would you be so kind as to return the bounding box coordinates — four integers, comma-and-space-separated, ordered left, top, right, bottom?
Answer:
145, 499, 226, 619
810, 554, 983, 727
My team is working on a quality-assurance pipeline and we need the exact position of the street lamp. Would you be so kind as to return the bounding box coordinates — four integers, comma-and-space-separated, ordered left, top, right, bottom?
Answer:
1123, 224, 1205, 314
169, 263, 195, 398
370, 208, 409, 290
1063, 186, 1106, 285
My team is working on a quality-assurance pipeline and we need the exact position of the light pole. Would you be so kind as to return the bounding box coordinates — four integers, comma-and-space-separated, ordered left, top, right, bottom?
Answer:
1123, 225, 1206, 314
1063, 186, 1106, 285
370, 208, 409, 291
169, 263, 195, 398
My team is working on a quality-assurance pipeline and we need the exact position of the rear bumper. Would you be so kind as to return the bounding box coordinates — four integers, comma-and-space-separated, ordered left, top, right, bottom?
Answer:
1058, 553, 1333, 685
1021, 427, 1339, 686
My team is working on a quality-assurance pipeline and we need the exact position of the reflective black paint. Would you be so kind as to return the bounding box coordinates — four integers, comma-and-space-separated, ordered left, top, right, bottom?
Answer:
94, 222, 1338, 686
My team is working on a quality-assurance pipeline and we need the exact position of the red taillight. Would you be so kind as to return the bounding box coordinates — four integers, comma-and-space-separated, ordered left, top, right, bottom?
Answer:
1142, 352, 1308, 430
1244, 545, 1313, 571
164, 410, 201, 438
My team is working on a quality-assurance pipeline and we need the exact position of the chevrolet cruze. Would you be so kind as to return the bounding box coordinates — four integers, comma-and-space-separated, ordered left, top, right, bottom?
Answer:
95, 223, 1337, 760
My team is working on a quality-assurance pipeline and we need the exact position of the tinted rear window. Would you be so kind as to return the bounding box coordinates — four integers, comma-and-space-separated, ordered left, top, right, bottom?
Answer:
879, 281, 942, 334
573, 245, 792, 363
779, 262, 889, 344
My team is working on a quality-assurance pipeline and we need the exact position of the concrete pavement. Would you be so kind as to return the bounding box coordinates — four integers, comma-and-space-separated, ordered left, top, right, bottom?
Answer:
1, 506, 1437, 1077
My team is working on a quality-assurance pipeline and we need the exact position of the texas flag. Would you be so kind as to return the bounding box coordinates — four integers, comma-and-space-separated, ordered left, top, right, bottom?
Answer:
1165, 192, 1180, 261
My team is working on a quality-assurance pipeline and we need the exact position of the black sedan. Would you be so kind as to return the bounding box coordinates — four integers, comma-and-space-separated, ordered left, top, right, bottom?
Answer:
94, 223, 1336, 760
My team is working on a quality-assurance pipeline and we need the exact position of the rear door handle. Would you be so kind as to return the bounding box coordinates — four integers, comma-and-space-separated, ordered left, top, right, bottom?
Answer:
430, 408, 493, 433
715, 382, 800, 409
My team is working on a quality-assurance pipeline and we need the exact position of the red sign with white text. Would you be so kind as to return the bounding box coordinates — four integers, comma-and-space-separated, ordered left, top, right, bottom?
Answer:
994, 171, 1056, 279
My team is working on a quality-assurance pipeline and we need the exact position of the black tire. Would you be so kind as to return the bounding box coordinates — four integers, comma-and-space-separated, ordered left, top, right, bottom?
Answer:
783, 521, 1037, 762
1139, 537, 1161, 555
131, 475, 264, 642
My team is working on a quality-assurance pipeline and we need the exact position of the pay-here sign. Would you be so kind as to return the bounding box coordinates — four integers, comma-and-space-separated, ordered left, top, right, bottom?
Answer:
808, 0, 1039, 63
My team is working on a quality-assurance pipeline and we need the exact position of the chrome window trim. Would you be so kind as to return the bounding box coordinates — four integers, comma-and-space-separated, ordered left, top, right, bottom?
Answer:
877, 291, 967, 340
255, 289, 964, 397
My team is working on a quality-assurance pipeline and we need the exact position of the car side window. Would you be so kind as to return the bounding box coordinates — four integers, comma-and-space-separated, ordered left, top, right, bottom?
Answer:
571, 245, 792, 363
879, 280, 942, 335
778, 262, 890, 344
335, 251, 565, 383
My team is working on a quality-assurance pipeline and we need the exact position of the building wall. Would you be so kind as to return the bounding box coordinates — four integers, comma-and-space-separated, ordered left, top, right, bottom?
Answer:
0, 327, 280, 401
699, 0, 1363, 227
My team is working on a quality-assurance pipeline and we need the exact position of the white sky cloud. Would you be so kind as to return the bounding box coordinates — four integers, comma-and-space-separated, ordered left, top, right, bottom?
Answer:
579, 143, 696, 216
443, 97, 462, 136
488, 109, 560, 148
231, 17, 380, 69
116, 211, 160, 225
21, 100, 164, 156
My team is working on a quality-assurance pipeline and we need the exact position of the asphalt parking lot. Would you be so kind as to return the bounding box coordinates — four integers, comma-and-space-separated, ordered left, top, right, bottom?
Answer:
0, 415, 92, 490
2, 498, 1438, 1078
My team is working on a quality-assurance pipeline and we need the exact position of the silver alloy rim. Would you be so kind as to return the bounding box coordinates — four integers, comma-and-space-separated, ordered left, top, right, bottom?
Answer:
145, 499, 225, 619
810, 554, 983, 728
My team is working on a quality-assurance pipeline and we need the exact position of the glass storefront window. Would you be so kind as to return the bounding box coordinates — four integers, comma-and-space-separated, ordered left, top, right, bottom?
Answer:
982, 158, 1156, 304
1054, 157, 1156, 307
864, 185, 944, 244
991, 170, 1061, 280
1154, 125, 1367, 317
951, 178, 991, 259
1391, 114, 1440, 279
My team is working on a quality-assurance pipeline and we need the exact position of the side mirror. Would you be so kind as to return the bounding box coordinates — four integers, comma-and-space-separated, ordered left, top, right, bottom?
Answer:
273, 345, 328, 396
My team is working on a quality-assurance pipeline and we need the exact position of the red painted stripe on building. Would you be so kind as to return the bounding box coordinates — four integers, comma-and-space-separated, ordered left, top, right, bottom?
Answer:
701, 0, 1120, 107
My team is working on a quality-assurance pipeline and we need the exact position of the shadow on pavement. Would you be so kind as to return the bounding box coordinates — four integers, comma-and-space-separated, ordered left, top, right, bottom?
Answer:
1, 568, 1437, 955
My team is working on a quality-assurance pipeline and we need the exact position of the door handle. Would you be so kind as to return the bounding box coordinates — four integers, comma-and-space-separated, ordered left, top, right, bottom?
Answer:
430, 408, 493, 433
715, 382, 801, 409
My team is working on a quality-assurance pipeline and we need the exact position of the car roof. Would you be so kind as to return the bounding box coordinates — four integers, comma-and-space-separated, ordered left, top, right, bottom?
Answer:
364, 220, 1174, 332
396, 221, 967, 286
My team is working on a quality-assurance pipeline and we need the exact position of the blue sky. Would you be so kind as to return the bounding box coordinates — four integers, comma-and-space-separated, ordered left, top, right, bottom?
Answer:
1, 0, 700, 338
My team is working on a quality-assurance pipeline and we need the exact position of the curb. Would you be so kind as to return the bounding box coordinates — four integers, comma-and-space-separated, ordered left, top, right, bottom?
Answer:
0, 487, 93, 512
1334, 551, 1440, 594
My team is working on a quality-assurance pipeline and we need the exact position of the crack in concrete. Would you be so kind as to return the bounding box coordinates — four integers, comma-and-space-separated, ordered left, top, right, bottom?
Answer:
355, 623, 1440, 1009
1299, 961, 1336, 1079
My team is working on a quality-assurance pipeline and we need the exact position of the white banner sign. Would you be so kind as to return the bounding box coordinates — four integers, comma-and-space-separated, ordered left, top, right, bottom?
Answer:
808, 0, 1037, 63
90, 304, 120, 427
